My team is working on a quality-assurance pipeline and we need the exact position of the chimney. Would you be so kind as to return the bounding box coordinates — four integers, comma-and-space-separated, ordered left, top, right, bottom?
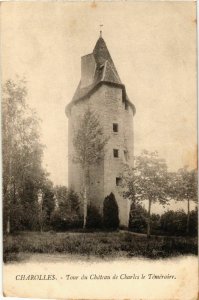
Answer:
81, 53, 96, 88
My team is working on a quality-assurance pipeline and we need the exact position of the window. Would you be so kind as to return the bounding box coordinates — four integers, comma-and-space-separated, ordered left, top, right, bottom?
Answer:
113, 149, 119, 158
113, 123, 118, 132
116, 177, 122, 186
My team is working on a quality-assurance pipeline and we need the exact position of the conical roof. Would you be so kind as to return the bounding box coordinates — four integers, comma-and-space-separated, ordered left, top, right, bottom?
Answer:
93, 37, 112, 64
93, 37, 121, 82
66, 36, 135, 115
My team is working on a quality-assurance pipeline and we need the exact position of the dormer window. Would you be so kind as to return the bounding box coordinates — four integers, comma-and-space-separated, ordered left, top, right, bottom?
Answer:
113, 123, 118, 132
113, 149, 119, 158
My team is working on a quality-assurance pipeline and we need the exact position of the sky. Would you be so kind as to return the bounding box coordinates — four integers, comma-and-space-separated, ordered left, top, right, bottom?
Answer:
1, 1, 197, 195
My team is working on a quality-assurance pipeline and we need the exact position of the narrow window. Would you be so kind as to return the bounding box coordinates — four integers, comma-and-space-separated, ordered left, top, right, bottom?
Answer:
116, 177, 122, 186
113, 149, 119, 158
125, 101, 129, 111
113, 123, 118, 132
124, 150, 128, 162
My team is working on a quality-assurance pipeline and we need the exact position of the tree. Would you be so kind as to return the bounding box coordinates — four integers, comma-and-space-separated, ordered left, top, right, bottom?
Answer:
53, 185, 68, 213
51, 186, 81, 231
103, 193, 119, 230
54, 186, 80, 218
173, 167, 197, 234
86, 205, 102, 229
67, 188, 81, 215
2, 77, 46, 233
122, 150, 170, 238
128, 202, 147, 233
73, 108, 108, 228
189, 207, 198, 236
160, 210, 187, 235
41, 180, 55, 230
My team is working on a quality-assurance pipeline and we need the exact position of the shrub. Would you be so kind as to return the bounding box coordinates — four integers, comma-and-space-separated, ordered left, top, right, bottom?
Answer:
50, 210, 83, 231
189, 208, 198, 236
86, 205, 102, 229
151, 213, 161, 231
8, 202, 25, 232
160, 210, 187, 235
103, 193, 119, 230
50, 188, 82, 231
68, 189, 81, 214
129, 203, 147, 232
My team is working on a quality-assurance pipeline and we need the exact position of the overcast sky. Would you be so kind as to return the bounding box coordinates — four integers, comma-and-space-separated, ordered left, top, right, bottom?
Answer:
1, 2, 197, 193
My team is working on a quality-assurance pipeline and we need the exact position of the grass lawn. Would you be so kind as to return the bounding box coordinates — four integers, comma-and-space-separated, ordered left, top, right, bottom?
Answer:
3, 230, 198, 263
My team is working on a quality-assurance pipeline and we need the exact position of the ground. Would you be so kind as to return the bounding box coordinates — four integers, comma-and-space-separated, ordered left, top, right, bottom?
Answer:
3, 230, 197, 263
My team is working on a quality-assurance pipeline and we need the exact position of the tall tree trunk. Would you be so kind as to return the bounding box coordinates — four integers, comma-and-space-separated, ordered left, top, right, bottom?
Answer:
39, 194, 43, 233
82, 167, 89, 229
6, 215, 10, 234
186, 198, 190, 235
6, 123, 13, 235
6, 184, 12, 234
147, 199, 152, 238
13, 181, 16, 203
40, 207, 43, 233
83, 184, 87, 229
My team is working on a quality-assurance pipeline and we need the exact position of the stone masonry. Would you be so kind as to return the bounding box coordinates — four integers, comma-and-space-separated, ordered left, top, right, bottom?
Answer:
66, 36, 136, 227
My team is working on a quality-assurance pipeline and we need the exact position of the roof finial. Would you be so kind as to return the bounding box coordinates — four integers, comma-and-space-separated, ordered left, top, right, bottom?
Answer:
100, 24, 103, 38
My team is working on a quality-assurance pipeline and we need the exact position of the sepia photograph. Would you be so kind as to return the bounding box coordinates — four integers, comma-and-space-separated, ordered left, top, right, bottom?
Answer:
1, 1, 198, 299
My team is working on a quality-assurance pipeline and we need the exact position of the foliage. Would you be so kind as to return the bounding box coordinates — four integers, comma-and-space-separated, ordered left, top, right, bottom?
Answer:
171, 167, 197, 234
7, 201, 25, 231
73, 108, 108, 228
3, 231, 198, 263
54, 186, 81, 217
50, 211, 83, 231
129, 203, 147, 232
103, 193, 119, 230
122, 150, 170, 237
73, 108, 108, 166
172, 167, 197, 201
150, 213, 161, 232
54, 185, 68, 211
129, 204, 161, 234
2, 78, 46, 233
160, 208, 198, 236
160, 210, 187, 235
50, 186, 82, 231
86, 205, 102, 229
42, 180, 55, 227
189, 208, 198, 236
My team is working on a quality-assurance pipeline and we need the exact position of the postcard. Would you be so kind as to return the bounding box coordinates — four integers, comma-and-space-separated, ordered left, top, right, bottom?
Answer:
1, 1, 198, 299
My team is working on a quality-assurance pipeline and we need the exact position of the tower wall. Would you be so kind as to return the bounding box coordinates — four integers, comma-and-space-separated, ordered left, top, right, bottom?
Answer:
68, 84, 134, 226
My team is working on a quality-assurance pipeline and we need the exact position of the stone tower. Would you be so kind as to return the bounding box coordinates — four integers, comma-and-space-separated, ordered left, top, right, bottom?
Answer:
66, 35, 136, 227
